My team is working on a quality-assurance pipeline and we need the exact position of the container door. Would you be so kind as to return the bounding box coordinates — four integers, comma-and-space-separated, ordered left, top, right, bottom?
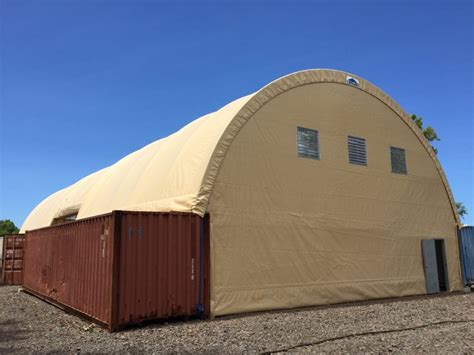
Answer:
0, 236, 3, 284
459, 231, 468, 285
421, 239, 440, 294
460, 227, 474, 285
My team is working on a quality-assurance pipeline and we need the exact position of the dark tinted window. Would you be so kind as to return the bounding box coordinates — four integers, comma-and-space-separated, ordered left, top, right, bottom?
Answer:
390, 146, 407, 174
297, 127, 320, 160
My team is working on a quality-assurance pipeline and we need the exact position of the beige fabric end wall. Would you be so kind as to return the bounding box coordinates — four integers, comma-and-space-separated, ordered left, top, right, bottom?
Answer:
207, 82, 461, 316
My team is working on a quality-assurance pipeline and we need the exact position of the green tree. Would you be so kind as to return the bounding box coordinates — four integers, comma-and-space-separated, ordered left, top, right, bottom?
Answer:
456, 202, 468, 220
411, 114, 467, 219
0, 220, 19, 236
411, 114, 440, 153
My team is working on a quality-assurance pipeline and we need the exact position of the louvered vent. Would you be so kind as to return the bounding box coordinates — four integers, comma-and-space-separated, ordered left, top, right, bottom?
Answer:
297, 127, 320, 160
390, 146, 407, 174
348, 136, 367, 165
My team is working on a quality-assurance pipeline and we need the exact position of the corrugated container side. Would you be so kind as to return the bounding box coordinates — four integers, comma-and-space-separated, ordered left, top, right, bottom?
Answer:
23, 214, 115, 326
459, 226, 474, 286
203, 213, 211, 319
22, 211, 210, 331
115, 212, 204, 330
0, 236, 3, 282
1, 234, 25, 285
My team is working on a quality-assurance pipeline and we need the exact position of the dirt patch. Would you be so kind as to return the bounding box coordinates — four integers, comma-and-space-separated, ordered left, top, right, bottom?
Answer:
0, 286, 472, 353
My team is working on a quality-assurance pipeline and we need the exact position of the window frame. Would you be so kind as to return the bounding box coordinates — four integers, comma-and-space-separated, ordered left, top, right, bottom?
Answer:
296, 126, 320, 160
51, 213, 78, 226
390, 146, 408, 175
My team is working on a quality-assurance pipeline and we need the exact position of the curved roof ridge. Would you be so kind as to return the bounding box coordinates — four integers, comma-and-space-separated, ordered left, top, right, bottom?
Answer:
21, 69, 459, 232
194, 69, 459, 225
21, 93, 253, 231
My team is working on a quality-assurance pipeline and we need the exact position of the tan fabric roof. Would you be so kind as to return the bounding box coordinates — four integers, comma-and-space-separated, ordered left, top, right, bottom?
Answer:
21, 69, 459, 232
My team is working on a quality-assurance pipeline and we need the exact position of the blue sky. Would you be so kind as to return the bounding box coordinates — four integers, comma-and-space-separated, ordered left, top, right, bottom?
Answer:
1, 0, 473, 227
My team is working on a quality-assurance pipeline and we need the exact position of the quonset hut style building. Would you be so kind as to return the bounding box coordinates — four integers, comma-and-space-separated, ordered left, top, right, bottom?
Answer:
22, 69, 462, 321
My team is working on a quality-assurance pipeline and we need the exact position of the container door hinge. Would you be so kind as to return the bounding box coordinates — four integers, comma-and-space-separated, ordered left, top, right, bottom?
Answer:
196, 303, 204, 316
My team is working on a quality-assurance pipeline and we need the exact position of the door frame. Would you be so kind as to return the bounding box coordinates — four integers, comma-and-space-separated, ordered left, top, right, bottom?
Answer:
421, 238, 449, 294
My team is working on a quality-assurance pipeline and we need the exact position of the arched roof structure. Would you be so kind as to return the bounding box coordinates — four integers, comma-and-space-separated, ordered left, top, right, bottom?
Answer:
21, 69, 459, 232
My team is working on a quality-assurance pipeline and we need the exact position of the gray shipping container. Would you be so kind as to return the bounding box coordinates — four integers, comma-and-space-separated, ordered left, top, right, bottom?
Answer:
0, 236, 3, 279
459, 226, 474, 286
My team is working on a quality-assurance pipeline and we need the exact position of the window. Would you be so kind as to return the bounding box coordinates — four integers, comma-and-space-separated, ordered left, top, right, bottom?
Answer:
347, 136, 367, 166
51, 213, 78, 226
297, 127, 320, 160
390, 146, 407, 174
64, 214, 78, 222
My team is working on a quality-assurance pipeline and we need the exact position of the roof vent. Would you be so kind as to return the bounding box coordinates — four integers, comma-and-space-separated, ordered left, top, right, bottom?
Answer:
346, 76, 360, 87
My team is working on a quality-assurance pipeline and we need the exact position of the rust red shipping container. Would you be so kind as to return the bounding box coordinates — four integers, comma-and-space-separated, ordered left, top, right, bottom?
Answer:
22, 211, 210, 331
1, 234, 25, 285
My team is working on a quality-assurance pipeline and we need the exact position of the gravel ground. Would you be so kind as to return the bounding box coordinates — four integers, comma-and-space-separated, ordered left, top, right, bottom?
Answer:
0, 286, 473, 353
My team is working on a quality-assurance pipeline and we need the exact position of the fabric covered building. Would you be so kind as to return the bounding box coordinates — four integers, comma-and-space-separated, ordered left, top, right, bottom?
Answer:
22, 69, 462, 317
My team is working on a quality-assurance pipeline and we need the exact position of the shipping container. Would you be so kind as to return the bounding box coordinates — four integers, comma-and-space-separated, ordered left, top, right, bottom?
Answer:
1, 234, 25, 285
23, 211, 210, 331
0, 236, 3, 281
459, 226, 474, 287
